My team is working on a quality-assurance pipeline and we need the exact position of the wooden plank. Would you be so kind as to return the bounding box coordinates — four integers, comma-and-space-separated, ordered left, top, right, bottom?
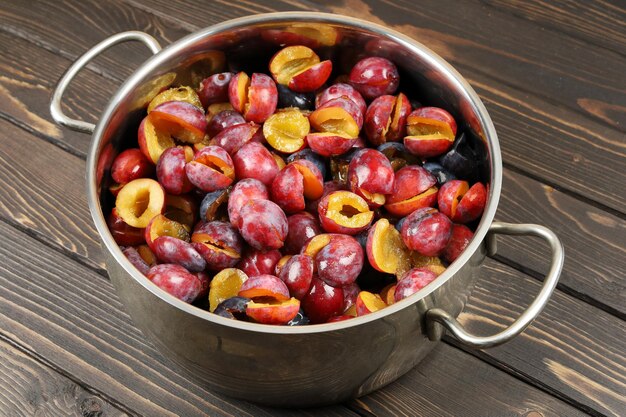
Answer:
0, 220, 587, 417
483, 0, 626, 60
0, 120, 104, 272
459, 258, 626, 417
2, 0, 625, 213
0, 0, 188, 83
0, 31, 122, 158
495, 169, 626, 316
468, 75, 626, 215
350, 343, 588, 417
0, 338, 128, 417
125, 0, 310, 24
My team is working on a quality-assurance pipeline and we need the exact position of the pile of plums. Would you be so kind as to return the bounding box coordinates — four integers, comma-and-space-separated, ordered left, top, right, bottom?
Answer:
107, 44, 487, 325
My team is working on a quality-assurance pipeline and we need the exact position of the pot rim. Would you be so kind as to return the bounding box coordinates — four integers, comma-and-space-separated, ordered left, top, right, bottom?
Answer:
87, 11, 502, 335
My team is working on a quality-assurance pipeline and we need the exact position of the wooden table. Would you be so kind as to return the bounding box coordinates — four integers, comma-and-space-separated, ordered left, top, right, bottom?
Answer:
0, 1, 624, 416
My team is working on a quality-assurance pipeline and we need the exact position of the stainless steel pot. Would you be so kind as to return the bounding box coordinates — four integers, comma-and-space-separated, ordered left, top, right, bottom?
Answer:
50, 12, 564, 407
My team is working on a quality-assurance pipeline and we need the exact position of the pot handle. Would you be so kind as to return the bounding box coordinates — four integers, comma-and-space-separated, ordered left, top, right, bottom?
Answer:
426, 222, 564, 349
50, 31, 162, 134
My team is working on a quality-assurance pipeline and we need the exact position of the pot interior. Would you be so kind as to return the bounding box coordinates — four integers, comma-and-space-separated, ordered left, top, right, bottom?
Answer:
90, 12, 501, 329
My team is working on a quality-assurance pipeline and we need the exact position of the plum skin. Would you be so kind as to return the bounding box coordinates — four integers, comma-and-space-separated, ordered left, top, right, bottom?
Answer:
315, 235, 364, 287
401, 208, 452, 257
238, 199, 288, 250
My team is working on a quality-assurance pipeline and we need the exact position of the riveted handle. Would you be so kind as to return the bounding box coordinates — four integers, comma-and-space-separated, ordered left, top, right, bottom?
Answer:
426, 222, 564, 349
50, 31, 161, 134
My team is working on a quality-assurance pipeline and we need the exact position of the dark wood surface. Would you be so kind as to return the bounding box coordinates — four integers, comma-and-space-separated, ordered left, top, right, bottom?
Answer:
0, 1, 624, 416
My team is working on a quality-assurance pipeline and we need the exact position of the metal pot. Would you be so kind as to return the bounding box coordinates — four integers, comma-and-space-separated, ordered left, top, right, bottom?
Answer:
50, 12, 564, 407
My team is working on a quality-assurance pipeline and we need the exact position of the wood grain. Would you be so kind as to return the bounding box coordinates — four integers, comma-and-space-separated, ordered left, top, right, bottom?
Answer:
0, 31, 123, 158
4, 0, 623, 214
0, 0, 188, 83
0, 220, 586, 417
0, 121, 104, 272
125, 0, 311, 25
483, 0, 626, 58
0, 339, 128, 417
351, 343, 588, 417
459, 258, 626, 417
1, 29, 624, 316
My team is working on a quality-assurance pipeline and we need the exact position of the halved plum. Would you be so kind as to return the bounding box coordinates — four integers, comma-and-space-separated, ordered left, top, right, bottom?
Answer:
438, 180, 487, 223
315, 234, 363, 287
156, 146, 194, 195
210, 122, 263, 155
185, 145, 235, 192
209, 268, 249, 312
147, 264, 202, 303
191, 221, 243, 270
306, 132, 357, 157
108, 207, 145, 246
366, 218, 410, 275
384, 166, 438, 217
404, 107, 457, 158
442, 224, 474, 263
227, 178, 269, 227
349, 57, 399, 100
316, 83, 366, 118
164, 194, 196, 232
347, 148, 394, 208
271, 160, 324, 214
318, 191, 373, 235
148, 101, 207, 144
278, 254, 314, 300
394, 267, 438, 302
301, 277, 344, 324
269, 45, 332, 93
115, 178, 165, 228
229, 72, 277, 123
238, 199, 288, 250
111, 148, 154, 185
152, 236, 206, 272
238, 274, 290, 302
355, 291, 387, 316
246, 297, 300, 325
401, 207, 452, 257
309, 106, 360, 139
144, 213, 189, 252
237, 249, 282, 278
364, 93, 411, 145
197, 72, 234, 108
138, 116, 175, 164
263, 108, 310, 154
147, 86, 203, 113
199, 187, 230, 222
